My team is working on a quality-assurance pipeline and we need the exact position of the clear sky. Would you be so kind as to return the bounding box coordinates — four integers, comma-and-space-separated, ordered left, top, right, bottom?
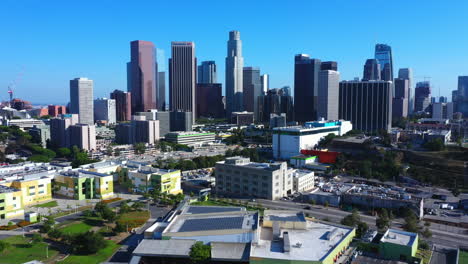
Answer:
1, 0, 467, 104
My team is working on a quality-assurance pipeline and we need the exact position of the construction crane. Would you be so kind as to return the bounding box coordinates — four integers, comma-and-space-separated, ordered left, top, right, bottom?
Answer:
7, 66, 24, 106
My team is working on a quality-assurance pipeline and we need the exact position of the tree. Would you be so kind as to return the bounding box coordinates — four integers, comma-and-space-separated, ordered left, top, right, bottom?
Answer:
376, 208, 391, 231
403, 213, 420, 233
324, 201, 329, 208
28, 154, 51, 162
317, 133, 336, 148
119, 201, 131, 214
341, 209, 361, 227
131, 201, 143, 211
309, 199, 316, 205
421, 228, 432, 238
113, 221, 126, 233
134, 142, 146, 154
357, 222, 369, 238
189, 241, 211, 264
0, 240, 10, 253
48, 228, 63, 240
32, 233, 43, 244
70, 231, 107, 254
57, 147, 71, 158
423, 138, 445, 151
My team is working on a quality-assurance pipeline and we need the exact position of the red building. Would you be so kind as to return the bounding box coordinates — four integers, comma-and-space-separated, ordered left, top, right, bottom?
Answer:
110, 90, 132, 121
11, 98, 32, 110
300, 149, 340, 164
29, 108, 49, 117
48, 105, 67, 117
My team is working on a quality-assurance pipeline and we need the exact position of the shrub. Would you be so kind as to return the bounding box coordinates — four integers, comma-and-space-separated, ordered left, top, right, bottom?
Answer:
17, 220, 32, 227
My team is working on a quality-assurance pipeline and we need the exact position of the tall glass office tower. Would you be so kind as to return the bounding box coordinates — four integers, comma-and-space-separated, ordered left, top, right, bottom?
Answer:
375, 44, 393, 81
225, 30, 244, 118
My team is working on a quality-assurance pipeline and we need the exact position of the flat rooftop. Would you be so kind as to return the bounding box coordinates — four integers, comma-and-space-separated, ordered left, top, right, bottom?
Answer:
183, 205, 244, 215
0, 185, 20, 193
380, 229, 417, 247
132, 239, 196, 257
250, 220, 353, 261
164, 211, 257, 234
134, 166, 178, 175
263, 210, 306, 223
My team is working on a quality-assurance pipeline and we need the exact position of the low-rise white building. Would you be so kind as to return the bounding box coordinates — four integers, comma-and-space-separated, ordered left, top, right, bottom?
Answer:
292, 170, 315, 193
272, 120, 352, 160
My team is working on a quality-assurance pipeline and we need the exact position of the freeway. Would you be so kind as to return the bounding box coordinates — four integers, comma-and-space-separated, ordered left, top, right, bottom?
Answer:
252, 199, 468, 249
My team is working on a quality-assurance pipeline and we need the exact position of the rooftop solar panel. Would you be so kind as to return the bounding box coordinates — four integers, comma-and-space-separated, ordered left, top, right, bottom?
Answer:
179, 217, 244, 232
269, 214, 306, 222
187, 206, 242, 214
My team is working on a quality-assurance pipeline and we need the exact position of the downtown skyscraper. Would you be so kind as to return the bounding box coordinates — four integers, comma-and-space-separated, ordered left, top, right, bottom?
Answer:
398, 68, 414, 114
127, 40, 157, 114
414, 81, 431, 112
70, 77, 94, 125
225, 30, 244, 118
169, 42, 196, 121
198, 61, 217, 84
375, 44, 393, 81
294, 54, 321, 122
243, 67, 262, 120
362, 59, 381, 81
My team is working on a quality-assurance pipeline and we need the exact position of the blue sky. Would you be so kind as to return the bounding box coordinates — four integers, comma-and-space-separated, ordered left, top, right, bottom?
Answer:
1, 0, 467, 104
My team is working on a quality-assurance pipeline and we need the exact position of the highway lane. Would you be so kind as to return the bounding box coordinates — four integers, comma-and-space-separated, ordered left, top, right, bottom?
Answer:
251, 199, 468, 248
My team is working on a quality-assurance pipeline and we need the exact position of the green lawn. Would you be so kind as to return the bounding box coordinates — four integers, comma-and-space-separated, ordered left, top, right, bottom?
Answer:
117, 210, 150, 228
191, 199, 264, 214
460, 250, 468, 264
0, 235, 59, 264
60, 240, 120, 264
60, 222, 93, 235
33, 200, 58, 208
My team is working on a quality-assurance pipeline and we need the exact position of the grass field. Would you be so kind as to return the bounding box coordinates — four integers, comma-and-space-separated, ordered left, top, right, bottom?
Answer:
60, 222, 93, 235
191, 199, 264, 213
33, 200, 58, 208
0, 235, 59, 264
60, 240, 120, 264
460, 250, 468, 264
117, 211, 150, 228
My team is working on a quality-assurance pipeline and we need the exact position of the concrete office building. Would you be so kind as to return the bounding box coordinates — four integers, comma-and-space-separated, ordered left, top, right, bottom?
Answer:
258, 88, 294, 123
398, 68, 414, 114
29, 125, 50, 148
197, 61, 217, 84
110, 90, 132, 122
127, 40, 157, 113
215, 156, 294, 200
134, 110, 171, 137
94, 98, 116, 124
69, 123, 96, 151
231, 111, 254, 126
415, 81, 431, 112
69, 77, 94, 125
165, 131, 215, 146
294, 54, 321, 122
269, 113, 287, 128
157, 72, 166, 111
261, 74, 269, 94
392, 78, 409, 118
196, 83, 224, 118
169, 42, 196, 121
272, 120, 353, 160
170, 111, 193, 132
362, 59, 381, 81
292, 170, 315, 193
339, 81, 392, 132
225, 30, 244, 117
375, 44, 394, 81
318, 70, 340, 120
50, 114, 79, 148
133, 119, 160, 144
243, 67, 262, 120
432, 102, 454, 119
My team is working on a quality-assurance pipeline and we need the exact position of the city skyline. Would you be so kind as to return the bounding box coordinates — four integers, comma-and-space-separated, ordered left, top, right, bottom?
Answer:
1, 1, 468, 104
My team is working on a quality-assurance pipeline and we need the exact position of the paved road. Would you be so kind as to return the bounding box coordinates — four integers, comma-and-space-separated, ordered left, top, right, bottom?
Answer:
253, 199, 468, 248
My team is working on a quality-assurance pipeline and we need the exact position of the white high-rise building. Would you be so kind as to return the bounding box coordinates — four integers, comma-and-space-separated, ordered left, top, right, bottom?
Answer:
225, 30, 244, 118
94, 98, 116, 124
69, 123, 96, 151
70, 78, 94, 125
261, 74, 269, 94
318, 70, 340, 120
398, 68, 413, 113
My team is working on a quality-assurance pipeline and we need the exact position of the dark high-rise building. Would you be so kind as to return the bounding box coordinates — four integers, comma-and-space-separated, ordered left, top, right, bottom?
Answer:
374, 44, 393, 81
294, 54, 321, 122
362, 59, 381, 81
169, 42, 196, 121
439, 96, 448, 103
458, 76, 468, 117
339, 81, 392, 132
320, 61, 338, 71
398, 68, 413, 114
242, 67, 262, 120
170, 111, 193, 132
225, 31, 244, 118
452, 90, 458, 102
414, 81, 431, 112
392, 78, 409, 118
197, 61, 217, 84
196, 83, 224, 118
258, 87, 294, 123
127, 40, 157, 113
110, 90, 132, 122
157, 72, 166, 111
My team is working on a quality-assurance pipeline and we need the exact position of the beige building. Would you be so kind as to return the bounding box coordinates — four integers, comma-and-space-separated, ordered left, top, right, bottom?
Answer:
292, 170, 315, 193
69, 123, 96, 151
215, 157, 293, 200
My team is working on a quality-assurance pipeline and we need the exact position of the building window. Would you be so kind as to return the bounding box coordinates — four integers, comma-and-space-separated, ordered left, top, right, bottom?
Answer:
0, 199, 4, 203
38, 184, 44, 188
29, 186, 35, 189
38, 191, 44, 194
